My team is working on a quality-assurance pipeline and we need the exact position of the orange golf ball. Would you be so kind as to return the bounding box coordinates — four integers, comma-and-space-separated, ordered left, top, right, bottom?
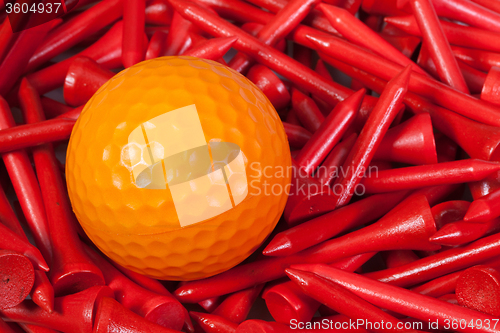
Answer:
66, 57, 291, 280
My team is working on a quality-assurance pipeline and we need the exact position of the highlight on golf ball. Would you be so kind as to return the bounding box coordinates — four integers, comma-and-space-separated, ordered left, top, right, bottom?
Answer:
66, 56, 292, 280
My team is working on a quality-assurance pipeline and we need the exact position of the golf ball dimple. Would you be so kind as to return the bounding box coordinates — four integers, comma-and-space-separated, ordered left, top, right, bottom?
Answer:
66, 56, 291, 280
